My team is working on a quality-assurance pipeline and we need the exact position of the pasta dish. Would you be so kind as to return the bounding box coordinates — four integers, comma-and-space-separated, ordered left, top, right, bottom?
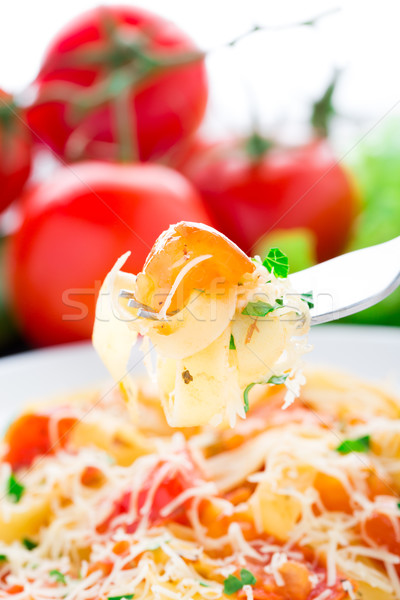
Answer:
0, 222, 399, 600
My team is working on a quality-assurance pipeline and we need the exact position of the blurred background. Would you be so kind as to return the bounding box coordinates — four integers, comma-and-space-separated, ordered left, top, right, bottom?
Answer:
0, 0, 399, 355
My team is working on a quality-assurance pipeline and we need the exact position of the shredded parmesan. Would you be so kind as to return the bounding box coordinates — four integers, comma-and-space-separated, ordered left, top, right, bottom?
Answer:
1, 360, 400, 598
158, 254, 212, 319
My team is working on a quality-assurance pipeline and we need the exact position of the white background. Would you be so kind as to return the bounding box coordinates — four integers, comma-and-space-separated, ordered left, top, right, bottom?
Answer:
1, 0, 399, 151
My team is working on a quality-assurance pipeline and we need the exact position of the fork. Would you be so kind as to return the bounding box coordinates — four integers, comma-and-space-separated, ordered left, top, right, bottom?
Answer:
290, 236, 400, 325
120, 236, 400, 325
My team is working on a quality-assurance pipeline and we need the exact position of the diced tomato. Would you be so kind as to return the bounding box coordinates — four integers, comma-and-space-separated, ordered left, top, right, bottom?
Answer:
112, 540, 130, 556
243, 562, 311, 600
80, 466, 106, 488
87, 560, 113, 577
239, 559, 348, 600
363, 512, 400, 574
308, 580, 349, 600
365, 470, 394, 500
96, 490, 134, 534
3, 586, 24, 595
97, 450, 202, 534
314, 472, 352, 514
199, 497, 257, 546
3, 412, 77, 470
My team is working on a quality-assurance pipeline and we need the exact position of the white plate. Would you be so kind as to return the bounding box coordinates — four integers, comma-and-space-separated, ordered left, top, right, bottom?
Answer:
0, 325, 399, 427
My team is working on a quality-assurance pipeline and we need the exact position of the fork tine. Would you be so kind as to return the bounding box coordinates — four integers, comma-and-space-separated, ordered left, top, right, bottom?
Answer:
127, 298, 157, 312
121, 288, 181, 318
119, 289, 136, 299
120, 289, 158, 313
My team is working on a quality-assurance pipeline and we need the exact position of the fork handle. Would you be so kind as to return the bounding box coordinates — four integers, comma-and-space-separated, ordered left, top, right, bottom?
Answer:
289, 236, 400, 325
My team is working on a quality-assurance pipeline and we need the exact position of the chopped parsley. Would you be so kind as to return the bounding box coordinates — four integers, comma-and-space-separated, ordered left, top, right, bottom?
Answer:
22, 538, 38, 550
242, 301, 277, 317
300, 291, 314, 308
199, 582, 210, 587
223, 569, 257, 595
336, 435, 370, 455
229, 334, 236, 350
243, 384, 255, 413
0, 555, 7, 562
244, 374, 289, 412
108, 595, 134, 600
397, 501, 400, 511
49, 569, 67, 585
7, 473, 25, 503
262, 248, 289, 278
267, 373, 289, 385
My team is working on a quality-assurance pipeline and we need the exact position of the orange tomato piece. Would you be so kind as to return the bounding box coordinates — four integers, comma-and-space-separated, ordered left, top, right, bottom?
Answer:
280, 562, 311, 600
80, 466, 106, 488
112, 540, 130, 556
87, 560, 113, 577
244, 560, 348, 600
135, 222, 255, 312
365, 469, 394, 499
314, 472, 352, 514
363, 512, 400, 568
3, 412, 77, 470
199, 498, 257, 543
3, 586, 24, 595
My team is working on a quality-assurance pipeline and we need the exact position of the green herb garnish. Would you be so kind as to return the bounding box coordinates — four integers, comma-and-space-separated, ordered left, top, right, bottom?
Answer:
243, 384, 255, 413
223, 569, 257, 595
336, 435, 370, 455
0, 555, 7, 562
229, 334, 236, 350
397, 501, 400, 511
199, 582, 210, 587
22, 538, 38, 550
244, 374, 289, 412
49, 569, 67, 585
242, 301, 276, 317
7, 473, 25, 503
300, 291, 314, 308
267, 374, 289, 385
108, 595, 134, 600
263, 248, 289, 278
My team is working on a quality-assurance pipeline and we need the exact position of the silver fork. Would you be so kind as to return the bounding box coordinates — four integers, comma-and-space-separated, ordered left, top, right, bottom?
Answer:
119, 236, 400, 325
290, 236, 400, 325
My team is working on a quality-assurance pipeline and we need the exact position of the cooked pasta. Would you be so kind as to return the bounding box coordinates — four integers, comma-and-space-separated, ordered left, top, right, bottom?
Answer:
93, 222, 310, 427
1, 222, 398, 600
0, 369, 399, 599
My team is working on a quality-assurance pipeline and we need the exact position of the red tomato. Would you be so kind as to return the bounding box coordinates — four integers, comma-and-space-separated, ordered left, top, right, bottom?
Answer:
164, 134, 218, 173
3, 412, 77, 470
26, 5, 208, 163
362, 511, 400, 574
240, 558, 348, 600
182, 137, 359, 262
6, 162, 210, 346
97, 450, 201, 533
0, 90, 32, 213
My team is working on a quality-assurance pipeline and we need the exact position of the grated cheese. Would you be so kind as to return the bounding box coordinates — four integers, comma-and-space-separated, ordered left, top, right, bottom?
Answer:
1, 363, 400, 598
